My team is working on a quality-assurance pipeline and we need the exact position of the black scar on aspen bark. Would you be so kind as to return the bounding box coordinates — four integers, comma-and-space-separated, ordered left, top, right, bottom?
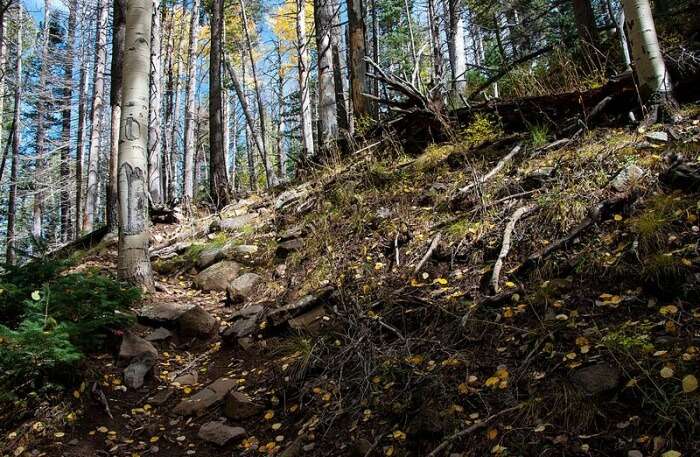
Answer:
125, 115, 141, 140
118, 158, 147, 235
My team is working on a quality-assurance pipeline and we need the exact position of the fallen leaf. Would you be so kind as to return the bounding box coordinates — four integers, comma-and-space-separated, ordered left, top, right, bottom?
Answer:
660, 367, 674, 379
682, 375, 698, 393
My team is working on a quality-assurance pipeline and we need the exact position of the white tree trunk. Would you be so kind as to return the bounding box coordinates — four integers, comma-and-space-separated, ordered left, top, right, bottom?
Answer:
296, 0, 315, 157
118, 0, 155, 291
148, 0, 163, 205
182, 0, 200, 203
622, 0, 672, 100
447, 0, 467, 103
314, 0, 338, 150
84, 0, 109, 232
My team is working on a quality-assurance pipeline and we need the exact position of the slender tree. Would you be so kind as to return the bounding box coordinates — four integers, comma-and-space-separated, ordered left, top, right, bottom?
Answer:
83, 0, 109, 232
447, 0, 467, 104
108, 0, 126, 232
32, 1, 51, 240
314, 0, 338, 151
622, 0, 675, 121
296, 0, 314, 157
347, 0, 368, 119
182, 0, 200, 204
209, 0, 230, 207
60, 0, 77, 241
6, 6, 21, 265
117, 0, 155, 290
148, 0, 163, 205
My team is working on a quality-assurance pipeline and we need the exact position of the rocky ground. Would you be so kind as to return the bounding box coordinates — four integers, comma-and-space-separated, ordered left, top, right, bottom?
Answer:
4, 111, 700, 457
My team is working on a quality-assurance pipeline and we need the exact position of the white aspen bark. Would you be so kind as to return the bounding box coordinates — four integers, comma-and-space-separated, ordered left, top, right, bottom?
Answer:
118, 0, 155, 291
75, 48, 89, 236
314, 0, 338, 150
616, 10, 632, 69
32, 2, 50, 240
296, 0, 314, 157
83, 0, 109, 232
622, 0, 672, 99
182, 0, 200, 203
148, 0, 163, 204
447, 0, 467, 102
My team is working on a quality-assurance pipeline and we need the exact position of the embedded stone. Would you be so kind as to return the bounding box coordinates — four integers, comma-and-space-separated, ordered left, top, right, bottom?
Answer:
226, 273, 262, 304
193, 261, 242, 291
197, 421, 246, 446
178, 306, 218, 338
223, 391, 263, 420
173, 378, 237, 416
119, 331, 158, 360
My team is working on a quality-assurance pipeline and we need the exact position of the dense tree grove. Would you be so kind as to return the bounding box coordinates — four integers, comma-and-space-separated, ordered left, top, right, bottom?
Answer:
0, 0, 695, 275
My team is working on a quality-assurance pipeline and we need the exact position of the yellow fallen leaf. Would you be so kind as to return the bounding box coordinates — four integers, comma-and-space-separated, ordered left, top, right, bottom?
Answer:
264, 410, 275, 420
660, 367, 674, 379
660, 305, 679, 316
486, 428, 498, 440
485, 376, 500, 388
385, 446, 395, 456
272, 423, 282, 430
392, 430, 406, 441
97, 426, 109, 433
149, 436, 159, 443
661, 451, 682, 457
682, 374, 698, 393
504, 281, 516, 288
435, 277, 448, 286
613, 214, 623, 221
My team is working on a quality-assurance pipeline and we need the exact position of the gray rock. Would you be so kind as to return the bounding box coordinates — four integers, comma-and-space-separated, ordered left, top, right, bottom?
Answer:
197, 245, 224, 270
628, 451, 643, 457
268, 288, 334, 327
193, 261, 242, 291
221, 312, 262, 343
197, 421, 246, 446
178, 306, 218, 338
221, 243, 259, 263
138, 302, 195, 325
223, 391, 263, 420
227, 273, 262, 304
280, 436, 306, 457
173, 377, 237, 416
522, 167, 555, 190
571, 364, 621, 395
278, 225, 306, 241
612, 164, 645, 192
276, 239, 304, 258
275, 185, 311, 210
171, 371, 198, 386
289, 306, 327, 333
645, 131, 668, 143
124, 352, 156, 389
148, 388, 174, 406
274, 264, 287, 278
210, 213, 259, 233
145, 327, 172, 342
119, 331, 158, 359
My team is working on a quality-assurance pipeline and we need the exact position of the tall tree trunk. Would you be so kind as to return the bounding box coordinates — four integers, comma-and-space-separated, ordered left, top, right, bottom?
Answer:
75, 52, 89, 236
83, 0, 109, 232
229, 97, 238, 193
296, 0, 314, 158
330, 0, 348, 132
118, 0, 155, 291
182, 0, 200, 204
622, 0, 675, 120
108, 0, 126, 233
427, 0, 443, 83
148, 0, 163, 205
275, 44, 285, 179
60, 0, 77, 241
370, 0, 379, 118
32, 2, 51, 241
314, 0, 338, 151
6, 7, 21, 265
208, 0, 229, 208
447, 0, 466, 104
239, 0, 272, 186
572, 0, 599, 52
347, 0, 368, 120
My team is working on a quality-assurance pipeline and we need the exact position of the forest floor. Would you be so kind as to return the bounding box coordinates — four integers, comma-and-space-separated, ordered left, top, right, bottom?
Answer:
4, 107, 700, 457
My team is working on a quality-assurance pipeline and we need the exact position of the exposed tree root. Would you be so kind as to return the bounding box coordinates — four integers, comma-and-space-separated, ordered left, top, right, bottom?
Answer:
490, 204, 537, 294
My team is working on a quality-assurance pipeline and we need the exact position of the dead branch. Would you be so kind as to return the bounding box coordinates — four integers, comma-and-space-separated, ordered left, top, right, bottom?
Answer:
414, 233, 442, 275
514, 191, 638, 277
427, 404, 525, 457
491, 204, 537, 294
451, 143, 523, 204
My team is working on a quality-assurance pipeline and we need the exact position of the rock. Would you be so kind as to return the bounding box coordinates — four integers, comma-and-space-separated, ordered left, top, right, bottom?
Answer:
197, 421, 246, 446
645, 131, 668, 143
124, 352, 156, 389
611, 164, 645, 192
138, 302, 195, 325
279, 435, 305, 457
178, 306, 218, 338
226, 273, 262, 304
148, 388, 174, 406
275, 185, 311, 210
349, 438, 372, 457
288, 306, 327, 333
221, 306, 264, 343
278, 225, 306, 241
173, 377, 237, 416
276, 239, 304, 258
571, 364, 621, 395
628, 451, 643, 457
274, 264, 287, 278
221, 243, 259, 264
193, 261, 242, 291
171, 371, 198, 386
145, 327, 172, 342
197, 245, 224, 270
521, 167, 555, 190
268, 288, 334, 327
223, 391, 263, 420
119, 331, 158, 360
210, 213, 259, 233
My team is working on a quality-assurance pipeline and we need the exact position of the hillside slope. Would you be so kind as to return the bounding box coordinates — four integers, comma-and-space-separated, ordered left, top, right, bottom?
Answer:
4, 111, 700, 457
